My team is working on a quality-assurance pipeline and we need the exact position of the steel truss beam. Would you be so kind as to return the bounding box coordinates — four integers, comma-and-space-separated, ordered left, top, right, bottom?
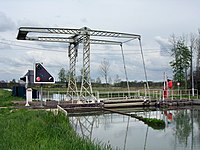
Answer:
26, 36, 122, 45
67, 42, 78, 99
17, 27, 140, 40
17, 26, 141, 102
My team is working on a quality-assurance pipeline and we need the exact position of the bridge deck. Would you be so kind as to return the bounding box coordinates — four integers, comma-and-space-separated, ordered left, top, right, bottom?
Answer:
13, 98, 200, 110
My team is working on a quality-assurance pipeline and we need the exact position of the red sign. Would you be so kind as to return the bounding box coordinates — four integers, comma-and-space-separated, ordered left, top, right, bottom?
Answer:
168, 80, 173, 89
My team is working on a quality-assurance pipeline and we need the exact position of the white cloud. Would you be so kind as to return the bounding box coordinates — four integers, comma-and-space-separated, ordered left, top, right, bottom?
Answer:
0, 0, 200, 81
0, 39, 12, 49
155, 36, 172, 56
17, 18, 41, 27
0, 12, 16, 32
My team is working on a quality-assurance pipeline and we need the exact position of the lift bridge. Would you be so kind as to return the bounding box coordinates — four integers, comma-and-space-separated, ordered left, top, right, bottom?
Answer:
17, 27, 143, 102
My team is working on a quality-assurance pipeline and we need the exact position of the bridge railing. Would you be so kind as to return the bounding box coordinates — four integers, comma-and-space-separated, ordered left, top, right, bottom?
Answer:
39, 90, 141, 101
37, 89, 199, 102
95, 90, 141, 100
147, 89, 199, 101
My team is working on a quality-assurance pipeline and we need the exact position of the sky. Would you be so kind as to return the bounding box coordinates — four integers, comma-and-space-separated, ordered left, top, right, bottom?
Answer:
0, 0, 200, 82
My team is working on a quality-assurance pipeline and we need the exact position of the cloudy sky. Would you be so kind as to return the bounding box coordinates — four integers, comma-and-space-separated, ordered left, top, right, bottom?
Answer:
0, 0, 200, 82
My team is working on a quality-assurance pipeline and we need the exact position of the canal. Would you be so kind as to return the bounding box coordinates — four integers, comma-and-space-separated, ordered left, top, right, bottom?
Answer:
69, 107, 200, 150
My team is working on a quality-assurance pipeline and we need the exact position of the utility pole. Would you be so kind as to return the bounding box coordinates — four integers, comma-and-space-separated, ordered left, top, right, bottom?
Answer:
163, 72, 166, 101
190, 46, 195, 96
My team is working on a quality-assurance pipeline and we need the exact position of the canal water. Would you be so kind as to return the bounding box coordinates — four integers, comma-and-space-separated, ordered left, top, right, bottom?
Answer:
69, 107, 200, 150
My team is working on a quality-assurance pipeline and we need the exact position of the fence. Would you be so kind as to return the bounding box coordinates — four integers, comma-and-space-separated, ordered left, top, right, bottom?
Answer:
96, 90, 141, 100
147, 89, 199, 100
36, 89, 199, 102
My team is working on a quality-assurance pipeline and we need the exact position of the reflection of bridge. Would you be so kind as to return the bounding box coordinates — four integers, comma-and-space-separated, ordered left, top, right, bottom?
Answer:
59, 106, 200, 150
70, 115, 98, 140
69, 109, 167, 141
69, 113, 132, 140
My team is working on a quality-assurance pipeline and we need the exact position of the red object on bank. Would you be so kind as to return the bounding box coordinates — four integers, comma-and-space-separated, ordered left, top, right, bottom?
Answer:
164, 88, 168, 98
168, 80, 173, 89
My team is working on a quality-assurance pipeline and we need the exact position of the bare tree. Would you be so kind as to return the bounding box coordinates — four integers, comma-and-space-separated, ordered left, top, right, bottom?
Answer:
195, 29, 200, 89
196, 29, 200, 74
114, 74, 121, 84
96, 77, 101, 84
99, 58, 110, 84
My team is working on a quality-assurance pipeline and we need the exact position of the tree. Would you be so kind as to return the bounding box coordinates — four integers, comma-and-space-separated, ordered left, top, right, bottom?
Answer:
58, 68, 66, 82
169, 38, 191, 88
11, 79, 16, 83
96, 77, 101, 84
174, 110, 191, 145
99, 58, 110, 84
8, 79, 17, 88
114, 74, 121, 84
195, 29, 200, 90
108, 76, 112, 85
196, 29, 200, 72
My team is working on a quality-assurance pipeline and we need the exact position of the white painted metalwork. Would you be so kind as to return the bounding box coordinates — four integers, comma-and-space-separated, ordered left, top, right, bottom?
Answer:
17, 26, 141, 102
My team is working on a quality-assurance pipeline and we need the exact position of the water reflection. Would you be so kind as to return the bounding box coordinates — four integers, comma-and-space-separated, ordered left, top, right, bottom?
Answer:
69, 108, 200, 150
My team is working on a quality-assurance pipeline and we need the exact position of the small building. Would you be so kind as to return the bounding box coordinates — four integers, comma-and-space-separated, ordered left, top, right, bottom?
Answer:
19, 70, 34, 86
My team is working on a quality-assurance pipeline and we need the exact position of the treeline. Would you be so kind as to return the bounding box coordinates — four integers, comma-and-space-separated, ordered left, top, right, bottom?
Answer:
0, 79, 197, 90
45, 80, 164, 89
0, 81, 19, 88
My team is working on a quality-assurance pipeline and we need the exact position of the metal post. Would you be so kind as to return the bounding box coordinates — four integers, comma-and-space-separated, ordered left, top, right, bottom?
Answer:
191, 46, 195, 96
138, 90, 140, 97
163, 72, 166, 101
58, 91, 60, 105
139, 38, 150, 100
25, 75, 30, 107
120, 44, 130, 97
180, 90, 182, 100
189, 90, 191, 100
144, 83, 147, 98
159, 90, 162, 100
96, 91, 100, 103
48, 91, 49, 101
40, 84, 43, 107
177, 83, 180, 98
153, 90, 154, 99
44, 91, 46, 106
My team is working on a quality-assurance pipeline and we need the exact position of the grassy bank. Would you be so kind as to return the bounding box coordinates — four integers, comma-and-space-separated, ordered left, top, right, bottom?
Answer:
0, 89, 111, 150
0, 89, 24, 107
0, 109, 111, 150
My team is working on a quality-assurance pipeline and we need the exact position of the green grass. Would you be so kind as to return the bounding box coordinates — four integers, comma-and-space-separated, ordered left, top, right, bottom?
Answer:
0, 109, 112, 150
131, 114, 165, 130
142, 118, 166, 130
0, 89, 112, 149
0, 89, 24, 107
